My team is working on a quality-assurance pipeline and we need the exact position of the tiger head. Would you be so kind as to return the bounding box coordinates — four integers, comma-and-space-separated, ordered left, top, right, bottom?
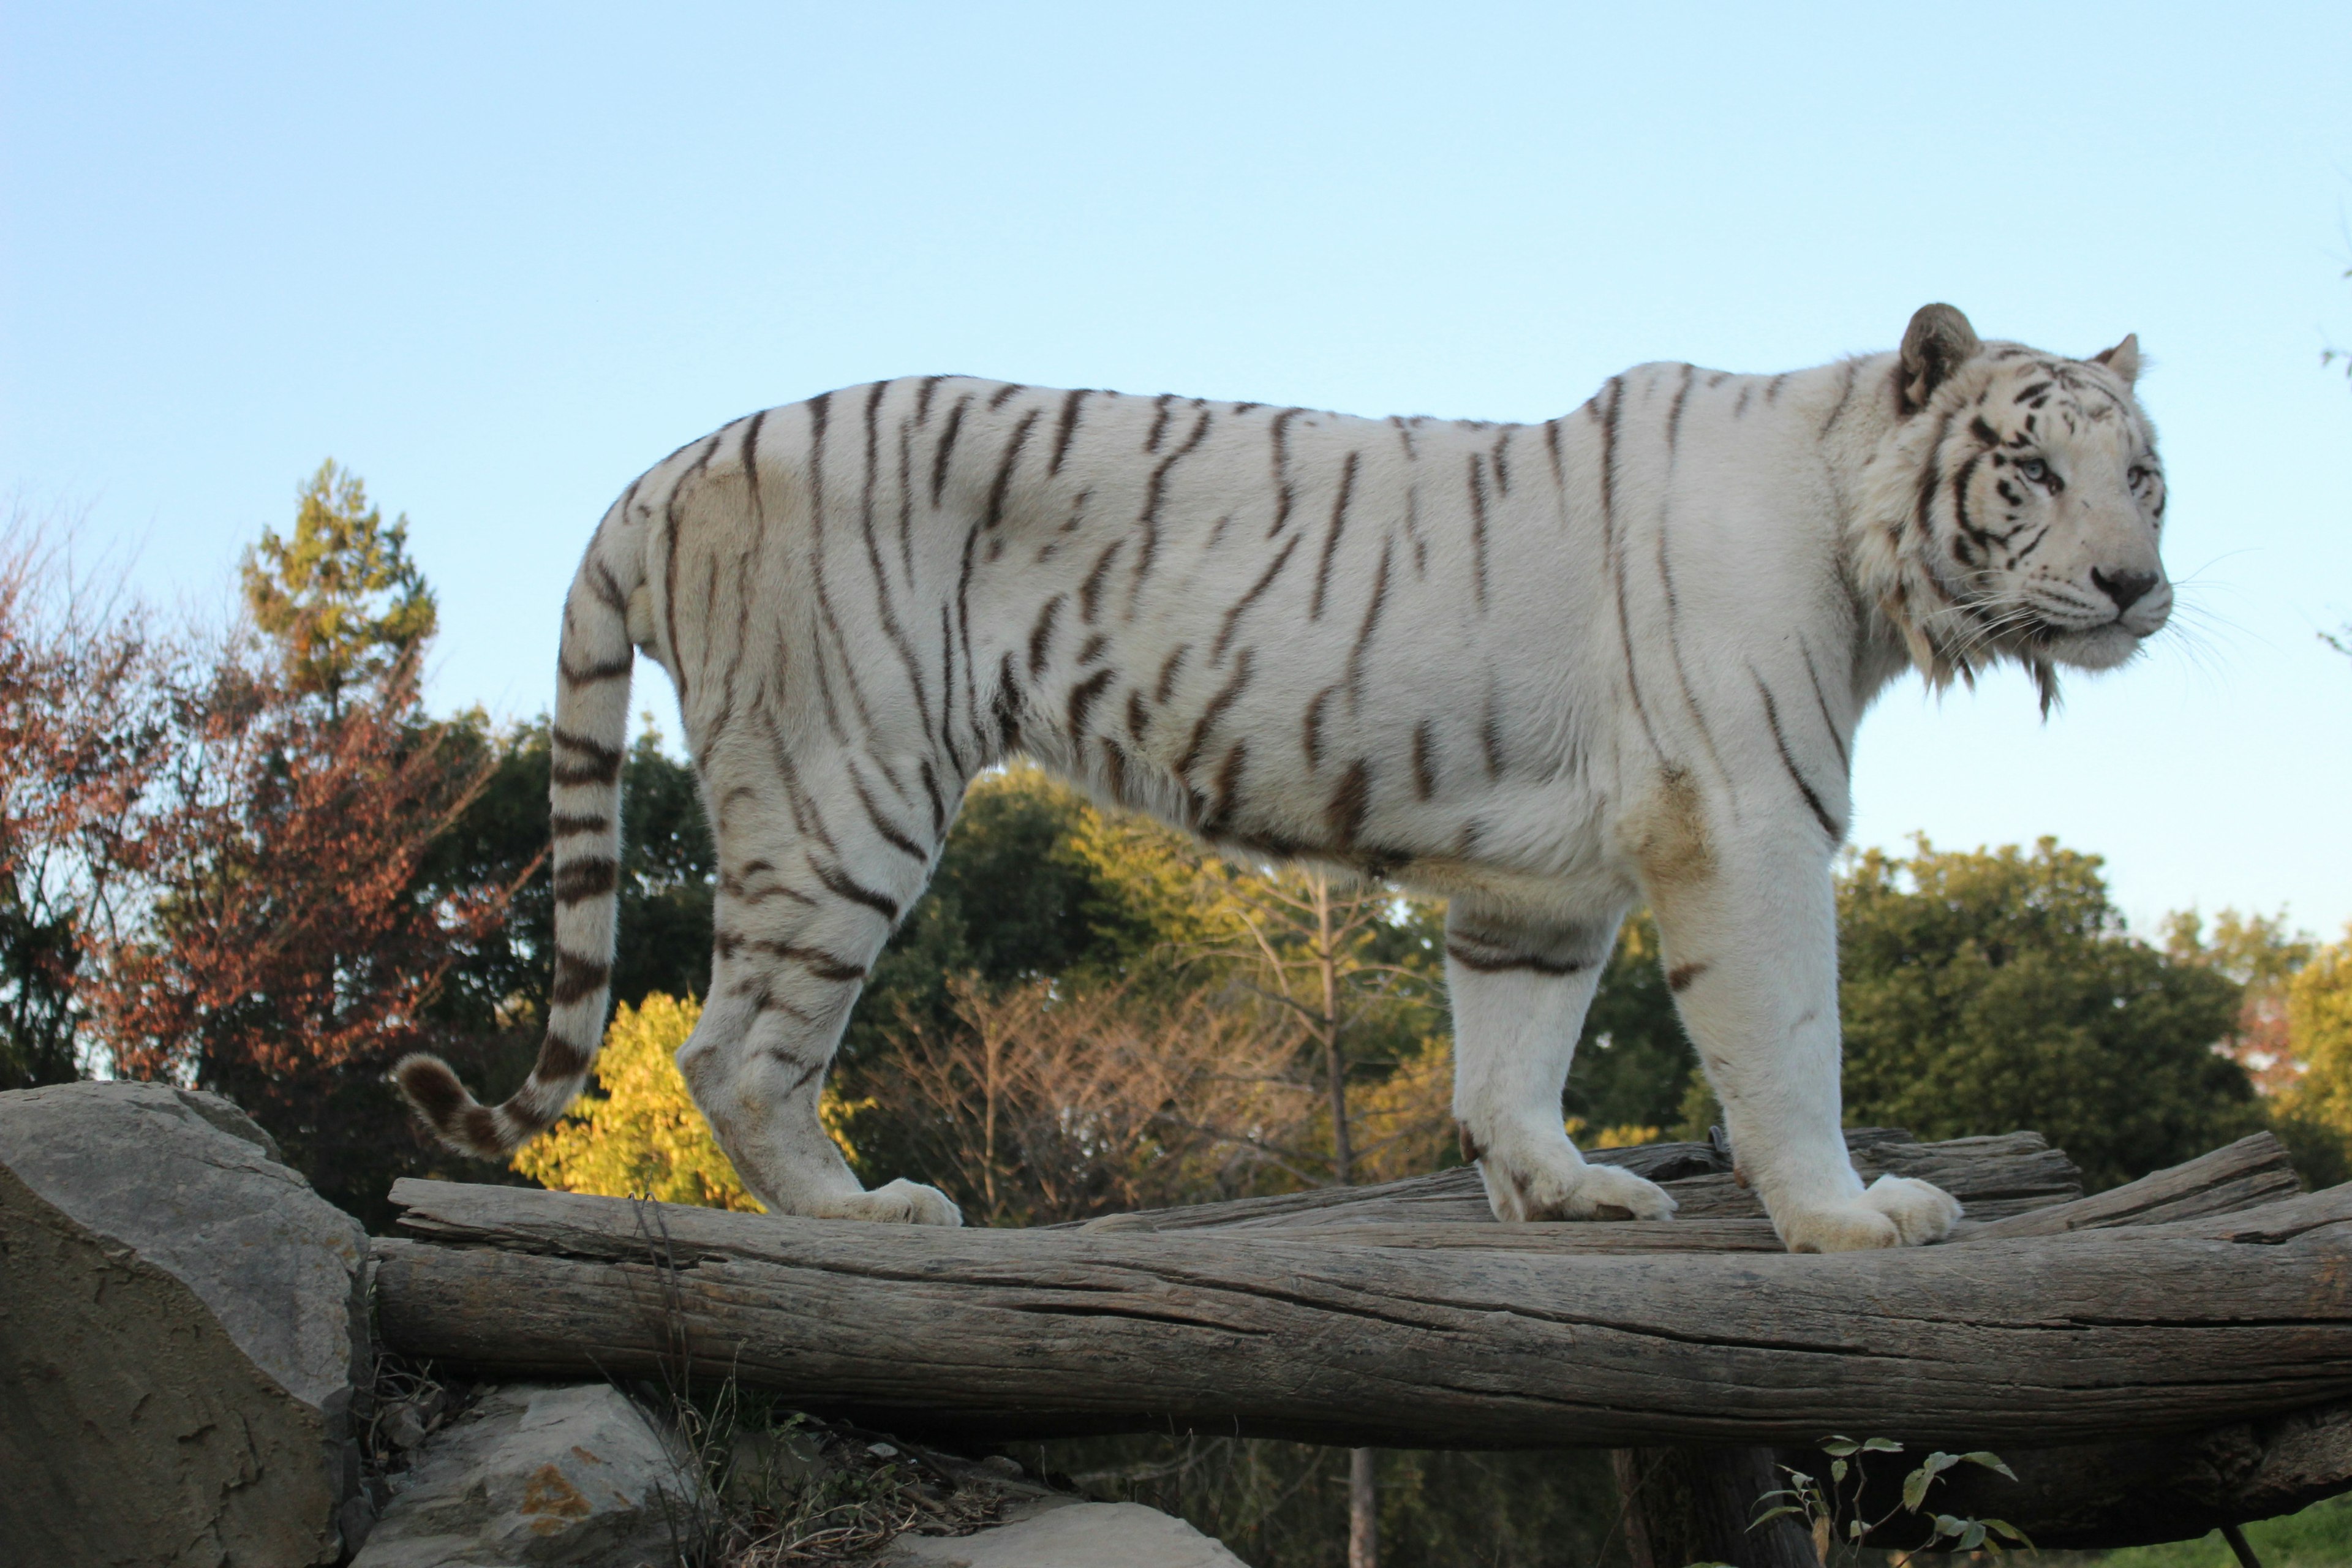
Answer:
1856, 303, 2169, 704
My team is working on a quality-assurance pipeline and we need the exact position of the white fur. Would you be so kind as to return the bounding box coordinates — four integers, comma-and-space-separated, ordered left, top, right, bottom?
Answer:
399, 307, 2168, 1252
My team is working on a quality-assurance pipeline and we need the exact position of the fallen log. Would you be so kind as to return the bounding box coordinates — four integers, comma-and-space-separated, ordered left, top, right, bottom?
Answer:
1238, 1131, 2293, 1256
1070, 1126, 2084, 1234
372, 1170, 2352, 1453
1601, 1133, 2318, 1562
1961, 1130, 2302, 1242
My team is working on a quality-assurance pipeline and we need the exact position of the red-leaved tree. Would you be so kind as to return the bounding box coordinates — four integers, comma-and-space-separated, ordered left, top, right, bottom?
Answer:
86, 646, 522, 1210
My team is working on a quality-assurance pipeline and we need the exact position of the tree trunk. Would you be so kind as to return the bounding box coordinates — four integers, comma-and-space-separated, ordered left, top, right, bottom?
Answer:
1348, 1446, 1378, 1568
1611, 1447, 1819, 1568
1314, 872, 1354, 1189
1820, 1395, 2352, 1551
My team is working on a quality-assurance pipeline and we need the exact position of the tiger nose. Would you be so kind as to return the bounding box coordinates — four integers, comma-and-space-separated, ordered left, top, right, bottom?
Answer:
2090, 567, 2158, 611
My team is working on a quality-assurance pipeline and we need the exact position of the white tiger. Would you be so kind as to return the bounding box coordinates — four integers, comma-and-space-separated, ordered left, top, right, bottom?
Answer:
399, 303, 2169, 1253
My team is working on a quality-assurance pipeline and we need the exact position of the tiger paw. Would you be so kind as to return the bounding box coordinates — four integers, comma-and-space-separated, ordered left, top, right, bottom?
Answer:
1479, 1152, 1677, 1223
819, 1178, 965, 1227
1776, 1175, 1960, 1253
1861, 1174, 1962, 1244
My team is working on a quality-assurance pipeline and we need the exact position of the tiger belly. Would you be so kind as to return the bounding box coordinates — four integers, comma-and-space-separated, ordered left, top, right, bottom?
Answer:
930, 386, 1626, 892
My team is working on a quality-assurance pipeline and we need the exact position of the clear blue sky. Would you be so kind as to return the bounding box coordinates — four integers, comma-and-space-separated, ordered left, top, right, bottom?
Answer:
6, 3, 2348, 938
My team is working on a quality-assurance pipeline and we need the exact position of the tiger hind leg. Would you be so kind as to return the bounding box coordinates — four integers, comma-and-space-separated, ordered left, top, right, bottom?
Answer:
677, 748, 961, 1226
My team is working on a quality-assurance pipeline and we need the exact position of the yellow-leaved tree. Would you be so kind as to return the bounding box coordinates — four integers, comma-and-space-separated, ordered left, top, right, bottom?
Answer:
2283, 930, 2352, 1177
513, 992, 865, 1212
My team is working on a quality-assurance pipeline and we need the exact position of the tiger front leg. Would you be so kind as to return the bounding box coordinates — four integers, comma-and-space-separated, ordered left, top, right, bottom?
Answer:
1645, 834, 1959, 1252
1446, 902, 1678, 1223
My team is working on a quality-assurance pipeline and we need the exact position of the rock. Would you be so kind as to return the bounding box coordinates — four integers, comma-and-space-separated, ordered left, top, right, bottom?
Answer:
0, 1080, 369, 1568
353, 1382, 709, 1567
722, 1421, 831, 1505
886, 1499, 1249, 1567
382, 1395, 437, 1452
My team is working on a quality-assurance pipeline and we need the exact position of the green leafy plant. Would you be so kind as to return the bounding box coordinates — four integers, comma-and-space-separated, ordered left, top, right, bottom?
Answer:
1751, 1435, 2032, 1563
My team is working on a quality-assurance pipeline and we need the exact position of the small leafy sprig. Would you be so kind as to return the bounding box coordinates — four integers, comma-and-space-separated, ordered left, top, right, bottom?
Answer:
1750, 1435, 2033, 1564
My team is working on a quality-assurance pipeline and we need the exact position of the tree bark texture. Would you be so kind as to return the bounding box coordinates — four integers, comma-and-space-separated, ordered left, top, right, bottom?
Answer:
374, 1141, 2349, 1455
1067, 1126, 2086, 1235
1347, 1446, 1377, 1568
1603, 1131, 2314, 1562
1610, 1447, 1820, 1568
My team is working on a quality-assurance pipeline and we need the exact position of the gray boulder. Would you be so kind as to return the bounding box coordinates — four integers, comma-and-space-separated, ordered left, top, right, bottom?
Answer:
354, 1382, 708, 1567
886, 1499, 1249, 1567
0, 1080, 370, 1567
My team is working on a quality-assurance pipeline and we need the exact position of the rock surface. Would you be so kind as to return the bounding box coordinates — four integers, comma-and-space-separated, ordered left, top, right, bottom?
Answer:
886, 1499, 1249, 1567
0, 1080, 369, 1567
354, 1382, 707, 1567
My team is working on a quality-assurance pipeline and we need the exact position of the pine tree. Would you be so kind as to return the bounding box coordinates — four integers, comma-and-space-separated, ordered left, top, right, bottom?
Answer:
241, 461, 436, 717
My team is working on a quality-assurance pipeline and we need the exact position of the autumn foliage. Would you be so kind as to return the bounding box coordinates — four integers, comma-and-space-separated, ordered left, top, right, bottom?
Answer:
0, 523, 185, 1089
513, 993, 767, 1212
87, 654, 519, 1196
0, 483, 531, 1221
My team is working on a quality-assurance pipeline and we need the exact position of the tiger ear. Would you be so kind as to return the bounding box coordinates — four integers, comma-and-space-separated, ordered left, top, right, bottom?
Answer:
1898, 303, 1981, 414
2092, 333, 2141, 385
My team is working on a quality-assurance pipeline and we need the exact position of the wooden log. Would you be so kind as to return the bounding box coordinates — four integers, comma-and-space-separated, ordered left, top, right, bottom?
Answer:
1257, 1132, 2295, 1256
1958, 1132, 2300, 1243
372, 1175, 2352, 1452
1600, 1134, 2304, 1564
1072, 1127, 2083, 1234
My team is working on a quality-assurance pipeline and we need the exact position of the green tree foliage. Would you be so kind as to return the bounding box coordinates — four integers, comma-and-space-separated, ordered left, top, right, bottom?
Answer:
1566, 910, 1692, 1141
2162, 906, 2314, 995
426, 716, 717, 1039
836, 767, 1264, 1188
1836, 837, 2258, 1191
241, 461, 436, 716
846, 766, 1144, 1055
2277, 929, 2352, 1186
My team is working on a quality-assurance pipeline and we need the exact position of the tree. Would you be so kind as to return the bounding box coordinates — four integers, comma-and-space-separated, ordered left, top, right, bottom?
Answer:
425, 717, 718, 1042
85, 652, 514, 1223
834, 766, 1219, 1186
0, 519, 186, 1089
515, 992, 783, 1211
2277, 930, 2352, 1186
875, 974, 1308, 1225
240, 461, 435, 718
1182, 862, 1448, 1568
70, 468, 524, 1226
2163, 907, 2315, 1097
1567, 910, 1691, 1144
1835, 837, 2258, 1191
1202, 867, 1446, 1190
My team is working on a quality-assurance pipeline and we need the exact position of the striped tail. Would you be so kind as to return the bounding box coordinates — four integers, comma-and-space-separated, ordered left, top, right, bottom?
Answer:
396, 517, 643, 1158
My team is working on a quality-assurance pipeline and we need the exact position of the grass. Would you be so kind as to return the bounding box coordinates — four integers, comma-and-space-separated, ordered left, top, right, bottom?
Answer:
2008, 1493, 2352, 1568
692, 1395, 1017, 1567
